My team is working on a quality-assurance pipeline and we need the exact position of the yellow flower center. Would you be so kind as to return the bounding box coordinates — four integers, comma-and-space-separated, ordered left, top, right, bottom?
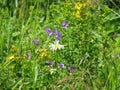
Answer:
55, 44, 59, 49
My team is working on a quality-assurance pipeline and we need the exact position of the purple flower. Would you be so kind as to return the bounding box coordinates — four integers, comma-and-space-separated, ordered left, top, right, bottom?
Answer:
27, 53, 32, 59
45, 28, 53, 35
54, 30, 61, 40
46, 61, 55, 66
61, 21, 69, 29
33, 39, 39, 45
68, 65, 76, 73
58, 63, 65, 68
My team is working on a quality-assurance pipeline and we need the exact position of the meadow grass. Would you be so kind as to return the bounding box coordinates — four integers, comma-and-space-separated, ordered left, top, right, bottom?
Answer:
0, 0, 120, 90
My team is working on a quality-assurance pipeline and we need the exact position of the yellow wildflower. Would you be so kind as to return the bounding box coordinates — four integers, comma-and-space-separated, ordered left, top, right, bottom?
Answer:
41, 49, 47, 57
15, 56, 21, 60
10, 45, 19, 52
75, 2, 83, 10
74, 10, 81, 18
8, 55, 15, 60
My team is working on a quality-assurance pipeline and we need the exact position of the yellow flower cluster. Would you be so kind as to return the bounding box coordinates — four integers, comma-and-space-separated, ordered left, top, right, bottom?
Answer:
74, 2, 85, 19
74, 11, 81, 18
74, 0, 90, 19
7, 55, 21, 61
10, 45, 19, 52
75, 2, 85, 10
8, 55, 15, 60
41, 49, 47, 57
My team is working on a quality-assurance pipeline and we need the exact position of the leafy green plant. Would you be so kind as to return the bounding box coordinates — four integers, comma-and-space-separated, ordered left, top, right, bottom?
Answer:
0, 0, 120, 89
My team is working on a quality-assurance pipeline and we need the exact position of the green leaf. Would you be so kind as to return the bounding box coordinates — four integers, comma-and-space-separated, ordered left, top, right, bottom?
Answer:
12, 31, 20, 37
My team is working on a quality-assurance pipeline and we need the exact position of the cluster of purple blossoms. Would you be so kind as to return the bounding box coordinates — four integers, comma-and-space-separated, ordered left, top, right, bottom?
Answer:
45, 28, 61, 40
46, 61, 76, 73
45, 21, 76, 73
32, 21, 68, 46
45, 20, 68, 40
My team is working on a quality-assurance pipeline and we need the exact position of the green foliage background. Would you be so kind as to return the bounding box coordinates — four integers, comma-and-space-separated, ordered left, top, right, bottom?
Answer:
0, 0, 120, 89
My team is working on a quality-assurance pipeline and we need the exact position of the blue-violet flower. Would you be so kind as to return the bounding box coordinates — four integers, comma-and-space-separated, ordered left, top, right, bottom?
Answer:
61, 21, 69, 29
46, 27, 53, 35
58, 63, 65, 68
68, 65, 76, 73
54, 30, 61, 40
33, 39, 39, 45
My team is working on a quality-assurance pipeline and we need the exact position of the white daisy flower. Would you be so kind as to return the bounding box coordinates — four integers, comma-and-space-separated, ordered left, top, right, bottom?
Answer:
49, 40, 64, 51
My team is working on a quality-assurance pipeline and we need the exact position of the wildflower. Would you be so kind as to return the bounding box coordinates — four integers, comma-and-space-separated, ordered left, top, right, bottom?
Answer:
61, 21, 69, 29
49, 40, 64, 51
68, 65, 76, 73
8, 55, 15, 60
74, 11, 81, 18
45, 27, 53, 35
10, 45, 19, 52
27, 53, 32, 59
15, 56, 21, 60
58, 63, 65, 68
32, 39, 39, 45
35, 48, 40, 53
75, 2, 83, 10
45, 28, 62, 40
41, 49, 47, 57
46, 61, 55, 67
50, 68, 56, 75
54, 30, 61, 40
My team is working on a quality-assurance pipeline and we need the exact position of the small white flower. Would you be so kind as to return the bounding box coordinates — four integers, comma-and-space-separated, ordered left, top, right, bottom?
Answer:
49, 40, 64, 51
50, 68, 56, 75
